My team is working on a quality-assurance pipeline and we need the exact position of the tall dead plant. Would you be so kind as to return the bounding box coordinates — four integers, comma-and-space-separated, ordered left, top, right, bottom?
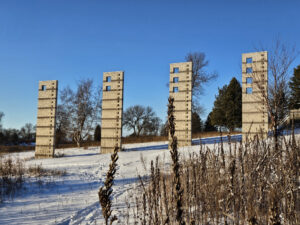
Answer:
168, 97, 185, 225
98, 146, 119, 225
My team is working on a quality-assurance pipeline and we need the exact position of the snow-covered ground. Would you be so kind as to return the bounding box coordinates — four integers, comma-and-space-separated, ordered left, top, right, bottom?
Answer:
0, 140, 211, 225
1, 133, 298, 224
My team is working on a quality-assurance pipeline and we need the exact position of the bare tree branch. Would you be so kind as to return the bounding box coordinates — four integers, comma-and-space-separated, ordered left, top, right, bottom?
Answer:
59, 79, 102, 147
253, 39, 298, 149
185, 52, 218, 115
123, 105, 161, 136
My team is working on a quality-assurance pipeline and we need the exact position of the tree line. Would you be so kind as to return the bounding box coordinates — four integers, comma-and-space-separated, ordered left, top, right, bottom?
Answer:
0, 119, 36, 146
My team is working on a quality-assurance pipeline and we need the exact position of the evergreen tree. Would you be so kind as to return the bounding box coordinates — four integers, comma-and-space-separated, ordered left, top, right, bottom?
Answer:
204, 112, 217, 131
289, 65, 300, 109
224, 77, 242, 130
192, 112, 203, 133
0, 112, 4, 132
210, 85, 227, 130
210, 77, 242, 132
94, 124, 101, 141
0, 132, 3, 144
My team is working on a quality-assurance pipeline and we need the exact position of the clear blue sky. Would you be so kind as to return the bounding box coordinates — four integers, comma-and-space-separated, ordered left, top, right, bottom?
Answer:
0, 0, 299, 129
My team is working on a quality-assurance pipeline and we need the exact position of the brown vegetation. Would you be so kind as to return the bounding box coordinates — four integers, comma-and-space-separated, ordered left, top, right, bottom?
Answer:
192, 131, 240, 139
0, 145, 34, 154
123, 131, 241, 145
0, 156, 66, 203
124, 97, 299, 224
168, 96, 185, 225
126, 134, 299, 225
98, 146, 119, 225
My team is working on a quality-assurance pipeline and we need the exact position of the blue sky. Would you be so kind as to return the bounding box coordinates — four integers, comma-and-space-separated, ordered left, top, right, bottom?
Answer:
0, 0, 299, 129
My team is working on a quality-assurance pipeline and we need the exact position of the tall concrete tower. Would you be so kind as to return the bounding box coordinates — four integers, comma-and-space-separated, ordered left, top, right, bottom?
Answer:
101, 71, 124, 154
242, 51, 268, 141
169, 62, 192, 147
35, 80, 58, 158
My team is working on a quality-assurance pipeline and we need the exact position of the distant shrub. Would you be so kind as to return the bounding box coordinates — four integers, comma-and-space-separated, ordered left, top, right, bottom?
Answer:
0, 156, 24, 202
0, 156, 66, 203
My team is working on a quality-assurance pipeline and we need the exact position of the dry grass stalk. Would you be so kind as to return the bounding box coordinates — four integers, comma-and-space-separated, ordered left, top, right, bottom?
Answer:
0, 156, 24, 202
98, 146, 119, 225
127, 131, 299, 225
0, 156, 66, 203
168, 97, 185, 225
27, 164, 66, 177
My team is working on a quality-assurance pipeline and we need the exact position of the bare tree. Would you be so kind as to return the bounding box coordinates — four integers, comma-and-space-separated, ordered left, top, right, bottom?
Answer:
19, 123, 35, 142
185, 52, 217, 114
254, 40, 298, 149
55, 104, 70, 146
59, 79, 101, 147
160, 120, 169, 136
123, 105, 161, 136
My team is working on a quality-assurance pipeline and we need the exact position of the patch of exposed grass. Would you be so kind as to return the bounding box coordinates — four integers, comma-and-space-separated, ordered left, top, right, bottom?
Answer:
0, 156, 66, 203
27, 164, 66, 177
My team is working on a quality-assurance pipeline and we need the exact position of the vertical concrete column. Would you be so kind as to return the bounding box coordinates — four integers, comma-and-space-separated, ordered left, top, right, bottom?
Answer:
169, 62, 192, 147
35, 80, 58, 158
290, 109, 300, 121
101, 71, 124, 154
287, 109, 300, 124
242, 51, 268, 141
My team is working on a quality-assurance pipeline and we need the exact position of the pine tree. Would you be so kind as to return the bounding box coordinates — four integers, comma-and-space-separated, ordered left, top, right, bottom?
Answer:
204, 112, 217, 131
94, 125, 101, 142
224, 77, 242, 130
210, 77, 242, 132
192, 112, 203, 134
289, 65, 300, 109
210, 85, 228, 130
